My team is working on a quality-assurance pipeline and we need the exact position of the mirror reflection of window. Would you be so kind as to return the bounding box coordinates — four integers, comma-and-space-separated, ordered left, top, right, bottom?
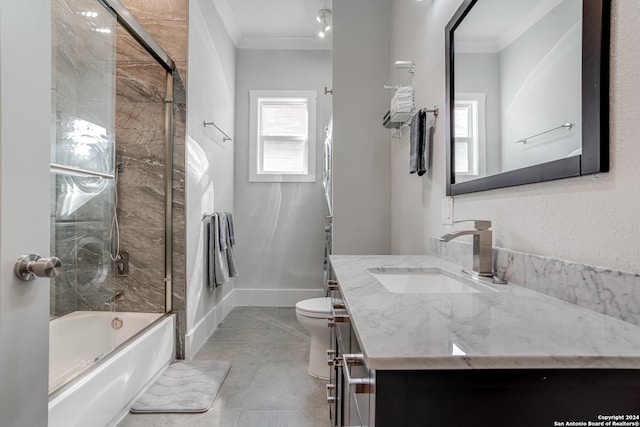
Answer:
454, 102, 475, 175
454, 93, 486, 179
452, 0, 581, 180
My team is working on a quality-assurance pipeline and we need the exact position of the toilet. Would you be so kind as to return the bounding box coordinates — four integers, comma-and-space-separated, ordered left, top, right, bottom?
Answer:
295, 297, 333, 380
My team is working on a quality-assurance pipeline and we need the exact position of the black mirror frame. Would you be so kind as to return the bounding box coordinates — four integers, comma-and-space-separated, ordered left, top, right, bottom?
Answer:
445, 0, 610, 196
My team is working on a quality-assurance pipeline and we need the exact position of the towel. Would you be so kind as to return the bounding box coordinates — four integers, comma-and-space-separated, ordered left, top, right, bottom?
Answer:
226, 212, 235, 246
391, 86, 414, 117
224, 212, 238, 278
420, 118, 434, 176
203, 215, 214, 290
212, 213, 229, 287
204, 212, 239, 290
409, 111, 433, 176
410, 110, 426, 174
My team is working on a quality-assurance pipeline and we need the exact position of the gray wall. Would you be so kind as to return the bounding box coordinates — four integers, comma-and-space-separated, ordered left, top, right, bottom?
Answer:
333, 0, 392, 255
234, 49, 331, 304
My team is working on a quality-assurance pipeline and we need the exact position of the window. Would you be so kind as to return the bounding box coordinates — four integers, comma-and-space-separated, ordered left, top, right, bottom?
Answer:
454, 93, 486, 178
249, 90, 317, 182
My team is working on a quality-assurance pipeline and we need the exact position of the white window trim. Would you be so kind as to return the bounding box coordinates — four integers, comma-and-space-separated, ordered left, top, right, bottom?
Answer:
454, 92, 487, 180
249, 90, 317, 183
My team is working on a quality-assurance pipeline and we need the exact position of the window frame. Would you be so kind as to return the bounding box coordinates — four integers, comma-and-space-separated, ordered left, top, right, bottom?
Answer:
249, 90, 317, 183
454, 92, 486, 180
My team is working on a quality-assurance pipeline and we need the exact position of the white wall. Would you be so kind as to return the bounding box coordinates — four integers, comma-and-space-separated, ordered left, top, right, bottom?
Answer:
390, 0, 640, 274
185, 0, 236, 357
333, 0, 392, 255
234, 49, 331, 305
499, 0, 582, 171
0, 0, 51, 425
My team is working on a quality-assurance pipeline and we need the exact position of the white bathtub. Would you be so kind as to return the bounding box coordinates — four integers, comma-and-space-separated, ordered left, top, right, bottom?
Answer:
48, 311, 175, 427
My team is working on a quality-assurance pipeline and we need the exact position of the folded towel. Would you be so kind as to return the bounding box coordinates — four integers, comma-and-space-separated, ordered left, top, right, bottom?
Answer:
394, 85, 413, 96
214, 213, 230, 286
419, 118, 434, 176
203, 212, 239, 290
222, 212, 238, 278
203, 215, 215, 290
409, 111, 434, 176
409, 110, 427, 173
226, 212, 235, 246
391, 86, 414, 117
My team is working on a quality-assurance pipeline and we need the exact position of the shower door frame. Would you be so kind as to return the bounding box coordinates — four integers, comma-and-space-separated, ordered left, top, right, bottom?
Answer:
98, 0, 176, 313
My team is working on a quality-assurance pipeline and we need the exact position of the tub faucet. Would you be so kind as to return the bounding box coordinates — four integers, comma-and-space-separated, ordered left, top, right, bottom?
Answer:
440, 220, 493, 278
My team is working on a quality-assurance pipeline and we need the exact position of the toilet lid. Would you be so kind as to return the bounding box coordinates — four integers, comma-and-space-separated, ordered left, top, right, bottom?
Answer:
296, 297, 333, 318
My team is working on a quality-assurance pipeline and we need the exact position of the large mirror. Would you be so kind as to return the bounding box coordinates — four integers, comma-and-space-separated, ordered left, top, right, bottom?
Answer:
445, 0, 609, 195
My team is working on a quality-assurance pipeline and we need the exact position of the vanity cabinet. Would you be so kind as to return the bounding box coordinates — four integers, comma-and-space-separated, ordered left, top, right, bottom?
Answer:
328, 281, 374, 427
327, 279, 640, 427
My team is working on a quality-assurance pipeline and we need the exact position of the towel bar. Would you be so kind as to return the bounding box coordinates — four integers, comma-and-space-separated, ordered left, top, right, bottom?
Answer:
203, 121, 232, 142
391, 106, 439, 139
515, 123, 573, 144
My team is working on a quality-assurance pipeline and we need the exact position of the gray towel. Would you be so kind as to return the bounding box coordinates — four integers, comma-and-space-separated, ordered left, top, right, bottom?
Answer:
410, 110, 426, 174
420, 118, 434, 176
409, 110, 432, 176
212, 213, 229, 286
204, 212, 238, 290
226, 212, 235, 246
203, 215, 214, 290
224, 212, 238, 278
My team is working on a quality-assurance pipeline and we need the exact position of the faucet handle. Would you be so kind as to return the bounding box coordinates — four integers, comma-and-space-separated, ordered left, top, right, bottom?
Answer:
454, 219, 491, 230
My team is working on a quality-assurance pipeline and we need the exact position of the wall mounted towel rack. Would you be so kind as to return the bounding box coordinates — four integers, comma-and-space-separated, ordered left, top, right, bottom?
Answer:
203, 121, 232, 142
390, 106, 439, 139
516, 123, 573, 144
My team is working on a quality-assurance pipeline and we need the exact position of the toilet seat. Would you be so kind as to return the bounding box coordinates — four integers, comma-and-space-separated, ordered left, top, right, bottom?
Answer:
295, 297, 332, 319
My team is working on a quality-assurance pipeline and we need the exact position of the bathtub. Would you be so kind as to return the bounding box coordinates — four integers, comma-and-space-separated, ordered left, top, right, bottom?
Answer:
48, 311, 174, 427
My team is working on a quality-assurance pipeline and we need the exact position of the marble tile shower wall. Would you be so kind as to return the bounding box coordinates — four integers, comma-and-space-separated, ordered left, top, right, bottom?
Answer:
51, 0, 117, 316
430, 237, 640, 327
117, 0, 187, 356
114, 27, 167, 313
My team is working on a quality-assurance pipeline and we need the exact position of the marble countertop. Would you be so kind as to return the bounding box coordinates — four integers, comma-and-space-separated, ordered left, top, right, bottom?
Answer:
329, 255, 640, 371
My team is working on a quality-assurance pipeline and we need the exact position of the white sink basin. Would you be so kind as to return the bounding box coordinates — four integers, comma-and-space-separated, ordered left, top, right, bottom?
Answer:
369, 267, 482, 294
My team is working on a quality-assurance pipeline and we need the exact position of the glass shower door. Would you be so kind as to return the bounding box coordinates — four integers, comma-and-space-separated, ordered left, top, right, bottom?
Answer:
49, 0, 118, 392
51, 0, 117, 318
50, 0, 176, 394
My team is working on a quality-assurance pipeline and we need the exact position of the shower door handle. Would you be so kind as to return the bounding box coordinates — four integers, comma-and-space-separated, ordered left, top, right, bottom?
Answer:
14, 254, 62, 281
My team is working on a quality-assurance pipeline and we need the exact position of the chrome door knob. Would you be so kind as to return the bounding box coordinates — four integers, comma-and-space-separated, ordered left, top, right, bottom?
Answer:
14, 254, 62, 281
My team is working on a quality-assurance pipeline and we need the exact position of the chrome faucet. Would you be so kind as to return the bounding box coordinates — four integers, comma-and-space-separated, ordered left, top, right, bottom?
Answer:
440, 220, 494, 278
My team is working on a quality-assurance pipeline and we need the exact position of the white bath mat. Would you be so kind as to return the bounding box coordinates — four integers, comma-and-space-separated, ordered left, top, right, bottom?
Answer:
130, 360, 231, 413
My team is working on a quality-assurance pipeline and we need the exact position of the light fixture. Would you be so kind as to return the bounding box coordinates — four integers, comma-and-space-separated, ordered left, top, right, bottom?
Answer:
316, 8, 332, 38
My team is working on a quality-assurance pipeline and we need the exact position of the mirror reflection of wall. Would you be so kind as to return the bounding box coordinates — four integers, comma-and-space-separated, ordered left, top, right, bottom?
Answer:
453, 0, 582, 181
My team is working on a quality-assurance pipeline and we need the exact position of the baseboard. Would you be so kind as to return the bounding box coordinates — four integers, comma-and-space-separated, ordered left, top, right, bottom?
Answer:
185, 288, 324, 357
233, 288, 325, 307
184, 291, 235, 359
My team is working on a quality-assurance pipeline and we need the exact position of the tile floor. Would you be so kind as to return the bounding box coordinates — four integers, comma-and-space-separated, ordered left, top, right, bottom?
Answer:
118, 307, 332, 427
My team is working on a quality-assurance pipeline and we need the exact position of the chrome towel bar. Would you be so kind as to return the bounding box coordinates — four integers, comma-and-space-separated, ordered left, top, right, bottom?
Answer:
516, 123, 573, 144
203, 121, 232, 142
